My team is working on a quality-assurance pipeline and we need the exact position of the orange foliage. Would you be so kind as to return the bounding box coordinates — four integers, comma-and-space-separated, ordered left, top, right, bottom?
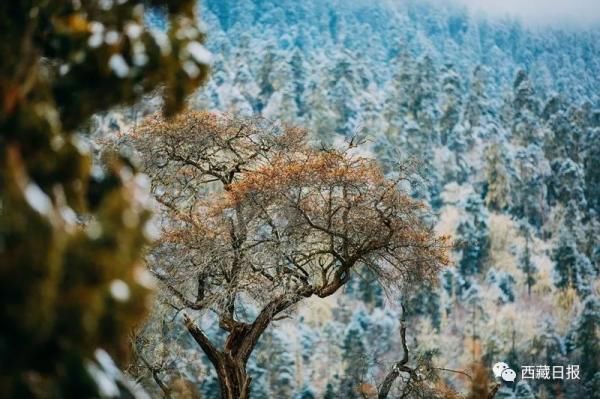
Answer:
126, 110, 450, 318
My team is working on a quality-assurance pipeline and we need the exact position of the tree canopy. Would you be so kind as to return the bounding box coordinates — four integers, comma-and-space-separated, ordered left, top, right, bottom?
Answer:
124, 111, 450, 398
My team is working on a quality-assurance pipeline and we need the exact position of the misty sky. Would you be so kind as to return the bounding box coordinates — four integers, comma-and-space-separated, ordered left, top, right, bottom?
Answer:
450, 0, 600, 26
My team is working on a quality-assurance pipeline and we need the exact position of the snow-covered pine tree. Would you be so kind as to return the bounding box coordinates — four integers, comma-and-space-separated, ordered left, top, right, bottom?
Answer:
439, 63, 464, 146
514, 380, 536, 399
456, 194, 490, 279
267, 330, 297, 398
551, 223, 595, 296
484, 141, 512, 211
519, 227, 537, 297
569, 295, 600, 384
511, 144, 549, 228
583, 127, 600, 212
512, 70, 543, 145
339, 316, 369, 399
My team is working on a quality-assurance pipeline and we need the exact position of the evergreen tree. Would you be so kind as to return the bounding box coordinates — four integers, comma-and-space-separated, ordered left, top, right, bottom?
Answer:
547, 158, 586, 209
583, 127, 600, 212
298, 317, 318, 365
511, 144, 549, 228
233, 62, 260, 112
584, 372, 600, 399
201, 372, 221, 399
439, 63, 464, 146
457, 194, 490, 278
263, 57, 299, 121
463, 283, 487, 357
413, 55, 440, 144
339, 320, 368, 399
439, 65, 470, 183
356, 268, 385, 308
552, 224, 595, 295
407, 283, 442, 330
248, 359, 270, 399
484, 141, 512, 211
383, 51, 415, 141
290, 47, 308, 117
256, 41, 278, 111
514, 380, 536, 399
506, 326, 521, 374
564, 105, 587, 163
531, 318, 566, 369
497, 271, 516, 304
329, 58, 361, 137
463, 66, 490, 137
268, 330, 297, 398
571, 295, 600, 382
552, 226, 578, 292
306, 71, 337, 145
295, 384, 317, 399
323, 380, 338, 399
519, 229, 537, 297
360, 94, 387, 141
486, 268, 517, 304
542, 95, 572, 161
586, 211, 600, 275
441, 268, 461, 319
512, 70, 542, 145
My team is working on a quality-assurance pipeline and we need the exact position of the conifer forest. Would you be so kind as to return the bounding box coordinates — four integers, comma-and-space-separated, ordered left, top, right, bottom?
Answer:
1, 1, 599, 398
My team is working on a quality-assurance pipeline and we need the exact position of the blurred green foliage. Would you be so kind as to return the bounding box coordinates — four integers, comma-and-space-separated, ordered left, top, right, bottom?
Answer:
0, 1, 209, 397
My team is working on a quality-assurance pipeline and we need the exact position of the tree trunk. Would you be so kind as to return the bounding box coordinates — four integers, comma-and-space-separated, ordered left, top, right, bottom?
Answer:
185, 315, 252, 399
183, 294, 302, 399
215, 354, 251, 399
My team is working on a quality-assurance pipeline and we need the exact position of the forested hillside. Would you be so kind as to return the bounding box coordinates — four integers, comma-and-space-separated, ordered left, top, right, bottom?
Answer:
122, 0, 600, 398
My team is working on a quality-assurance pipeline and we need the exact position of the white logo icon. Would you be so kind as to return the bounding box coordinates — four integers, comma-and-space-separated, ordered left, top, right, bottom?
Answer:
501, 368, 517, 382
493, 362, 516, 382
493, 362, 509, 378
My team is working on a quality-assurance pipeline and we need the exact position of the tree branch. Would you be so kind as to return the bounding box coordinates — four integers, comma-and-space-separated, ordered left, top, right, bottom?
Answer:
238, 289, 312, 362
378, 304, 415, 399
151, 270, 204, 311
138, 352, 173, 399
183, 313, 221, 368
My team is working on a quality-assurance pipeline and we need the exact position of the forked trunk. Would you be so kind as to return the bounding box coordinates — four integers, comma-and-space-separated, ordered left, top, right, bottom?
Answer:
215, 354, 251, 399
184, 296, 301, 399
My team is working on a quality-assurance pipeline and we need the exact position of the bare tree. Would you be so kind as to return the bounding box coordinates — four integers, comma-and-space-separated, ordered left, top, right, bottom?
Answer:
378, 305, 416, 399
372, 309, 500, 399
125, 111, 450, 399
